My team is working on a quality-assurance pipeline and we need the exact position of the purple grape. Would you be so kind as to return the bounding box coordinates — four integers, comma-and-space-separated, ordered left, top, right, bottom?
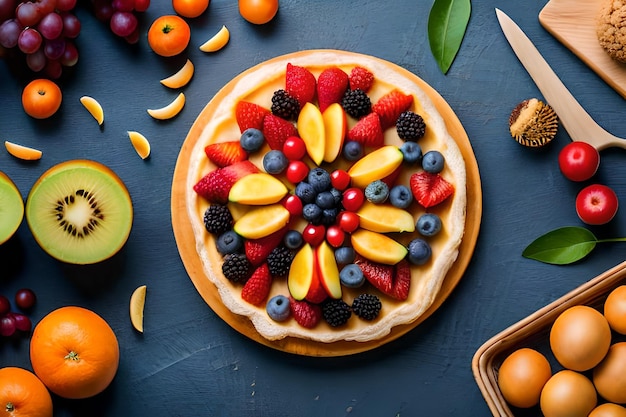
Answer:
14, 288, 36, 310
11, 313, 32, 332
60, 39, 78, 66
36, 0, 56, 15
61, 11, 81, 38
18, 27, 42, 54
38, 12, 63, 40
0, 19, 21, 48
16, 1, 41, 27
44, 37, 65, 60
26, 48, 46, 71
0, 0, 16, 21
56, 0, 76, 12
92, 0, 114, 22
112, 0, 135, 12
0, 314, 16, 337
109, 10, 137, 37
0, 295, 9, 316
44, 58, 62, 78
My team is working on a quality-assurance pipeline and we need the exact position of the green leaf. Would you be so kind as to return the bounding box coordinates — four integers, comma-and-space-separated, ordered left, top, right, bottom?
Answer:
522, 226, 598, 265
428, 0, 471, 74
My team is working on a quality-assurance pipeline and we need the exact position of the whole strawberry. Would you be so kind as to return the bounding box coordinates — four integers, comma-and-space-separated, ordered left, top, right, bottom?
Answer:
372, 89, 414, 129
263, 114, 298, 150
285, 63, 317, 108
317, 67, 349, 113
347, 112, 384, 147
204, 141, 248, 167
242, 263, 272, 306
236, 101, 271, 133
193, 160, 258, 203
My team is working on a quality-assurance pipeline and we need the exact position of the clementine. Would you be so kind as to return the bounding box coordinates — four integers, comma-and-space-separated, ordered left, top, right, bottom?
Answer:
21, 79, 62, 119
0, 367, 53, 417
29, 306, 120, 400
147, 15, 191, 57
173, 0, 209, 18
238, 0, 278, 25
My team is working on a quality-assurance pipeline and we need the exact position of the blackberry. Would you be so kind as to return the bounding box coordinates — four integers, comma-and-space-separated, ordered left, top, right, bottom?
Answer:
222, 253, 252, 284
341, 88, 371, 119
396, 111, 426, 141
271, 89, 300, 120
203, 204, 233, 235
351, 293, 382, 321
267, 246, 294, 277
322, 299, 352, 327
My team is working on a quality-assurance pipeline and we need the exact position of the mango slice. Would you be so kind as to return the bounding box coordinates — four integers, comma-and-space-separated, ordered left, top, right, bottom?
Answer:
5, 141, 42, 160
233, 204, 290, 239
351, 229, 408, 265
357, 201, 415, 233
228, 173, 287, 205
128, 131, 151, 159
147, 92, 185, 120
199, 25, 230, 52
348, 145, 403, 188
160, 59, 194, 89
298, 102, 326, 165
79, 95, 104, 126
129, 285, 147, 333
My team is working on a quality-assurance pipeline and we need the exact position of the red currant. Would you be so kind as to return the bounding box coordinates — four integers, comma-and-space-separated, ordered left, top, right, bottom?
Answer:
338, 211, 360, 233
325, 225, 345, 247
330, 169, 351, 190
282, 136, 307, 160
342, 187, 365, 212
302, 223, 326, 246
283, 194, 303, 216
286, 160, 309, 184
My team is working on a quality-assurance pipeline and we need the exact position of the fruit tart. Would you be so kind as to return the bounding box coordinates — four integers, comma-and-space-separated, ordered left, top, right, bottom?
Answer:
174, 50, 471, 347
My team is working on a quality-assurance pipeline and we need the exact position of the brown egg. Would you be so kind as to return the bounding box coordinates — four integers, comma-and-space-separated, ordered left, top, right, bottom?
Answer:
604, 285, 626, 335
593, 342, 626, 404
540, 370, 597, 417
550, 305, 611, 371
497, 348, 552, 408
589, 403, 626, 417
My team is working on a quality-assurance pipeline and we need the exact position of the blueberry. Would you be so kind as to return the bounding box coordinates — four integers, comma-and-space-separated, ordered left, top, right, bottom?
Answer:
330, 187, 342, 205
400, 141, 422, 164
364, 180, 389, 204
216, 230, 243, 255
321, 207, 339, 225
422, 150, 445, 173
316, 191, 336, 209
295, 182, 316, 204
240, 128, 265, 152
302, 203, 322, 224
308, 168, 331, 192
284, 230, 303, 249
339, 264, 365, 288
263, 149, 289, 174
416, 213, 442, 237
408, 238, 432, 265
334, 246, 355, 264
343, 140, 364, 161
266, 295, 291, 322
389, 185, 413, 209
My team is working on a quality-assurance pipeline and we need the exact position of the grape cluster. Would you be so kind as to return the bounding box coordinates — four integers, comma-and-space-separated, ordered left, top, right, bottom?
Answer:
0, 0, 81, 78
89, 0, 150, 44
0, 288, 36, 338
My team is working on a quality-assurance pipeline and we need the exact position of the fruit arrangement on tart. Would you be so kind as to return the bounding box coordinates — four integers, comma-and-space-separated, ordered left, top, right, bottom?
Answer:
172, 50, 479, 351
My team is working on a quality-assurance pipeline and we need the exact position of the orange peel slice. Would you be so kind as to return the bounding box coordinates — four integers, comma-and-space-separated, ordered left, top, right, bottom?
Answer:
129, 284, 147, 333
160, 59, 194, 89
5, 140, 42, 160
128, 131, 151, 159
199, 25, 230, 52
79, 95, 104, 125
147, 92, 185, 120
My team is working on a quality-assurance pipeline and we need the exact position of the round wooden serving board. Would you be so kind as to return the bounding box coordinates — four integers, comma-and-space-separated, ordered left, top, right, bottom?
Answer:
171, 50, 482, 357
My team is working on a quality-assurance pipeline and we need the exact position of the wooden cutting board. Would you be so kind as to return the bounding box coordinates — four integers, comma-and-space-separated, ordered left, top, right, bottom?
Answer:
539, 0, 626, 99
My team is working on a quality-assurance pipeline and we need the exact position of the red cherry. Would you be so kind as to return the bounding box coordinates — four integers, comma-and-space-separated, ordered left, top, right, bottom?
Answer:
286, 160, 309, 183
325, 225, 345, 247
330, 169, 351, 191
302, 223, 326, 246
338, 211, 360, 233
283, 194, 303, 216
575, 184, 618, 225
342, 187, 365, 212
282, 136, 307, 160
558, 142, 600, 182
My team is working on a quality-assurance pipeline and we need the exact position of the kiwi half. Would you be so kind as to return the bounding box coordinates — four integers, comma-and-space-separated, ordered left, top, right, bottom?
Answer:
0, 171, 24, 245
26, 160, 133, 265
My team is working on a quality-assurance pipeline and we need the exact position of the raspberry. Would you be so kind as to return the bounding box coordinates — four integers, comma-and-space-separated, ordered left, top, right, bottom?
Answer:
290, 298, 322, 328
351, 293, 382, 321
348, 66, 374, 92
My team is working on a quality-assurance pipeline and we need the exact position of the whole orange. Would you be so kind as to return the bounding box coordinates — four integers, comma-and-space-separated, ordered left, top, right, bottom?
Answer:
21, 79, 62, 119
173, 0, 209, 18
29, 306, 120, 400
238, 0, 278, 24
147, 15, 191, 57
0, 367, 53, 417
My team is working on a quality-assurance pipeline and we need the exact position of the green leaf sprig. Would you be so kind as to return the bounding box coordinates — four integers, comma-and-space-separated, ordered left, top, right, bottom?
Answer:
522, 226, 626, 265
428, 0, 471, 74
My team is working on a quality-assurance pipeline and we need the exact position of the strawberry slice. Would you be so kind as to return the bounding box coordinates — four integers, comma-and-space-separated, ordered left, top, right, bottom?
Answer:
347, 112, 384, 147
262, 114, 298, 150
244, 227, 287, 266
285, 63, 316, 108
289, 297, 322, 328
372, 89, 414, 129
193, 160, 258, 203
241, 263, 272, 306
204, 141, 248, 167
348, 66, 374, 92
391, 259, 411, 300
316, 67, 349, 113
355, 256, 394, 295
235, 101, 271, 133
409, 171, 454, 208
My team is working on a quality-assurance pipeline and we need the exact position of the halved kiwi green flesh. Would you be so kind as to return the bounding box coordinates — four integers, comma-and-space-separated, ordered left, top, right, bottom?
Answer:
0, 171, 24, 245
26, 160, 133, 265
